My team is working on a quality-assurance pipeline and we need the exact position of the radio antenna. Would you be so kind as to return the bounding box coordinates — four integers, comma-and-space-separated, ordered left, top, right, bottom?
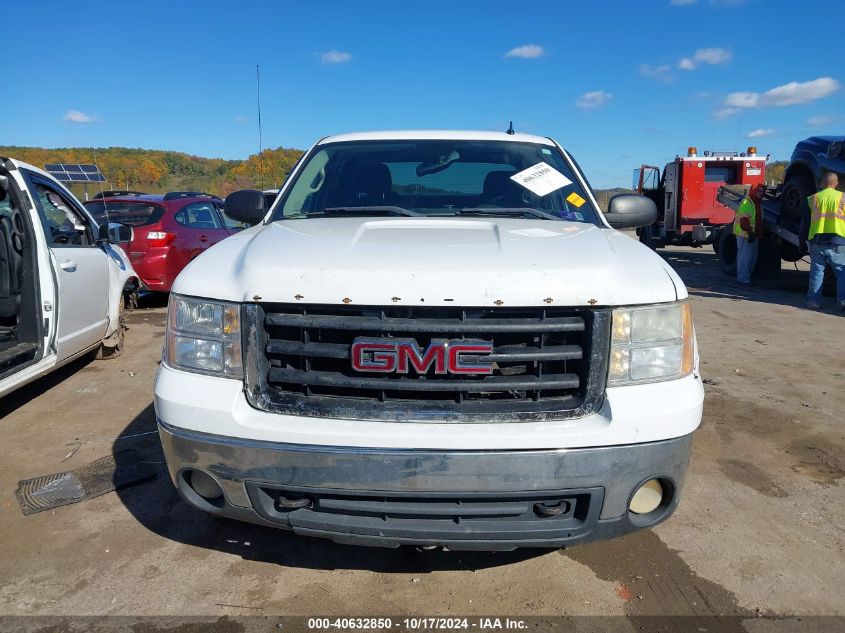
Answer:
256, 65, 263, 159
506, 121, 515, 135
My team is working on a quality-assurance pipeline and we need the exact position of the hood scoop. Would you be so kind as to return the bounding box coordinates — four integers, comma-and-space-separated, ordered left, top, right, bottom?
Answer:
351, 219, 502, 247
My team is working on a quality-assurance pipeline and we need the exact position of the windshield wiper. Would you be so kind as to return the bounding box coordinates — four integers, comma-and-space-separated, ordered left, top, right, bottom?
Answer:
456, 207, 561, 221
319, 206, 422, 217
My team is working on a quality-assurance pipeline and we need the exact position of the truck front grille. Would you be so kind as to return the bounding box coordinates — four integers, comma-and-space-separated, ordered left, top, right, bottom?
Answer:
243, 304, 609, 422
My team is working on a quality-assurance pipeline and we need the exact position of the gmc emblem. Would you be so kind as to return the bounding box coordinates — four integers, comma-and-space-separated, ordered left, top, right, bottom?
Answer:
351, 338, 494, 375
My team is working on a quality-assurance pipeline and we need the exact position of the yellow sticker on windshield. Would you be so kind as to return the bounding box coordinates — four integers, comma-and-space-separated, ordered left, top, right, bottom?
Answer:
566, 192, 586, 207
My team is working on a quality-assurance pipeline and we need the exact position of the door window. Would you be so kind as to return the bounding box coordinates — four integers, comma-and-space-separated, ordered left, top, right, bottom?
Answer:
32, 181, 94, 247
704, 164, 738, 184
174, 202, 224, 229
215, 203, 246, 230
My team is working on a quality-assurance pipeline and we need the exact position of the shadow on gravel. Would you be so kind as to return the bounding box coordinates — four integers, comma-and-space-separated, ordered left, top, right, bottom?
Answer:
112, 404, 543, 572
0, 302, 168, 421
0, 354, 94, 419
660, 247, 844, 316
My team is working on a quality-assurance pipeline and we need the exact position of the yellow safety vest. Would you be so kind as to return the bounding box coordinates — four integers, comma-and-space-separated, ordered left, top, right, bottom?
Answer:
733, 196, 756, 238
807, 188, 845, 240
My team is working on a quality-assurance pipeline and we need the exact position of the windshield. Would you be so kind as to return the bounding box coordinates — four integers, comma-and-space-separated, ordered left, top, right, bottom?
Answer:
272, 140, 599, 224
84, 201, 165, 226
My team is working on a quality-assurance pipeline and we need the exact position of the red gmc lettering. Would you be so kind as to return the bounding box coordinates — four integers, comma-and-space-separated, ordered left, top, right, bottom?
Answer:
448, 343, 495, 375
351, 338, 493, 375
396, 340, 447, 374
351, 341, 396, 372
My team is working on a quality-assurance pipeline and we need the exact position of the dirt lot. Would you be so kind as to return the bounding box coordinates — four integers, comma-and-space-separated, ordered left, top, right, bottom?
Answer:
0, 246, 842, 628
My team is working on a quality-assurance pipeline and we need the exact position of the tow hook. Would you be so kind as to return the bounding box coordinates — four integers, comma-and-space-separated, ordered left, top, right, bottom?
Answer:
533, 500, 571, 517
275, 494, 312, 510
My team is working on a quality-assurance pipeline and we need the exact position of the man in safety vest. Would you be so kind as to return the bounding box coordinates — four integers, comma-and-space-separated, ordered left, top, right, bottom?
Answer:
806, 171, 845, 310
733, 184, 764, 285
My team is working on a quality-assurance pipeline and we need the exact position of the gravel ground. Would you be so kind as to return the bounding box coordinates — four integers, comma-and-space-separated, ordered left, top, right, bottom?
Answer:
0, 246, 842, 630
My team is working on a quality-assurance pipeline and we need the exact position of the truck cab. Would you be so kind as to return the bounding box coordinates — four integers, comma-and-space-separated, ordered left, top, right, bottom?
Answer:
0, 158, 139, 397
633, 147, 767, 248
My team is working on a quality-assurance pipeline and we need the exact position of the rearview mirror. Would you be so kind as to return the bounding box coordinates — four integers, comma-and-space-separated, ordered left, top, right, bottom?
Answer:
604, 194, 657, 230
98, 222, 132, 244
224, 189, 266, 225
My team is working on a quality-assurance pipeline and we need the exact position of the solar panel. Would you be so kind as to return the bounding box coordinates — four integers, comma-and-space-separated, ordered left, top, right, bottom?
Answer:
43, 163, 106, 184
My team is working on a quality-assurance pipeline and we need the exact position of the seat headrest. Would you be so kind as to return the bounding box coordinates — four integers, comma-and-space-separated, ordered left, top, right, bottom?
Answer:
344, 162, 393, 195
482, 170, 521, 197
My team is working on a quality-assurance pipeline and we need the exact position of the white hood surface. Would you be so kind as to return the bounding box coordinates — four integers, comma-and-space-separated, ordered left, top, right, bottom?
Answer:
173, 217, 683, 307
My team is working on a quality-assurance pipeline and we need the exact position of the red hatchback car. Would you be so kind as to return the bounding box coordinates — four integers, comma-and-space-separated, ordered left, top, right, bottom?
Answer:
85, 191, 241, 293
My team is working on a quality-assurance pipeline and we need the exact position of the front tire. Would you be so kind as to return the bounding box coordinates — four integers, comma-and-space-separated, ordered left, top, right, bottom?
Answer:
756, 233, 782, 279
717, 227, 738, 277
780, 174, 814, 237
637, 224, 657, 250
96, 301, 125, 360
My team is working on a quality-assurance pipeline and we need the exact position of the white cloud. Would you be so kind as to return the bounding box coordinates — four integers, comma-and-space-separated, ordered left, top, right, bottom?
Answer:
712, 106, 740, 119
234, 116, 249, 124
678, 47, 732, 70
807, 115, 835, 127
576, 90, 612, 110
640, 64, 674, 83
670, 0, 697, 4
63, 109, 96, 123
724, 91, 759, 107
504, 44, 545, 59
321, 49, 352, 64
725, 77, 841, 108
746, 128, 774, 138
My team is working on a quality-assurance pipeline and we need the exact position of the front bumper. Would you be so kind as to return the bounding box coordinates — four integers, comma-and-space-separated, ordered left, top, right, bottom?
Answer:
158, 420, 693, 550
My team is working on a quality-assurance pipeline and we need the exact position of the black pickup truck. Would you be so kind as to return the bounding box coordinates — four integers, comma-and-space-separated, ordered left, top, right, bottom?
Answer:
716, 135, 845, 275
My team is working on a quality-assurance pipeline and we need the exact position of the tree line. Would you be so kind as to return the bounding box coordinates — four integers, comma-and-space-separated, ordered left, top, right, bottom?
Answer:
0, 146, 791, 199
0, 146, 305, 197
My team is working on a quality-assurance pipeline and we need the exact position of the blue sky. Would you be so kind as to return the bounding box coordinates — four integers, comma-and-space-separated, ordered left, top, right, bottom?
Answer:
4, 0, 842, 188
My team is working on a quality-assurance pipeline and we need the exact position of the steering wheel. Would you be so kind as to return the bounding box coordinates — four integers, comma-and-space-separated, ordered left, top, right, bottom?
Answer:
51, 231, 79, 245
479, 195, 507, 207
479, 193, 528, 208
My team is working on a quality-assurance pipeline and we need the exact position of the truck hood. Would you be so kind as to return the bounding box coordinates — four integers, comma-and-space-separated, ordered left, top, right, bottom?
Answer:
173, 217, 683, 307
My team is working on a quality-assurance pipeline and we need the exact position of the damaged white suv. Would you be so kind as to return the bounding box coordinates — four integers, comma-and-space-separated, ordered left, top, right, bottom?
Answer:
155, 131, 703, 550
0, 158, 138, 398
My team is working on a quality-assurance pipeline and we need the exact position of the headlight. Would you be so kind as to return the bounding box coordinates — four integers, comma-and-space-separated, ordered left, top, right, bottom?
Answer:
608, 302, 693, 386
166, 295, 242, 378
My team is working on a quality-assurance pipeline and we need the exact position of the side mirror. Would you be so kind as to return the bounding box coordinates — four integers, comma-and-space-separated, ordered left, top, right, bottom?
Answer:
224, 189, 266, 225
98, 222, 132, 244
604, 194, 658, 230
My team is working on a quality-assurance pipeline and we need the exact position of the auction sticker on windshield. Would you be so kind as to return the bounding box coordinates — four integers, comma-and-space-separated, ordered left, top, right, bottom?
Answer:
566, 191, 586, 207
510, 162, 572, 197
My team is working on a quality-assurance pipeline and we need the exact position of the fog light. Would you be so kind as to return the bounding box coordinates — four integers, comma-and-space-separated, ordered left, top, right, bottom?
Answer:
629, 479, 663, 514
188, 470, 223, 501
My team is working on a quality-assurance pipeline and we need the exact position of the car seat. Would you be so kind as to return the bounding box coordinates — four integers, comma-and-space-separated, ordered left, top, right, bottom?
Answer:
476, 171, 527, 207
190, 208, 217, 229
0, 190, 24, 322
331, 162, 399, 207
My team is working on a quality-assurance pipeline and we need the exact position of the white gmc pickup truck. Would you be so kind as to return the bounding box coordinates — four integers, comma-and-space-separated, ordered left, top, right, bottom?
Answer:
155, 131, 703, 550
